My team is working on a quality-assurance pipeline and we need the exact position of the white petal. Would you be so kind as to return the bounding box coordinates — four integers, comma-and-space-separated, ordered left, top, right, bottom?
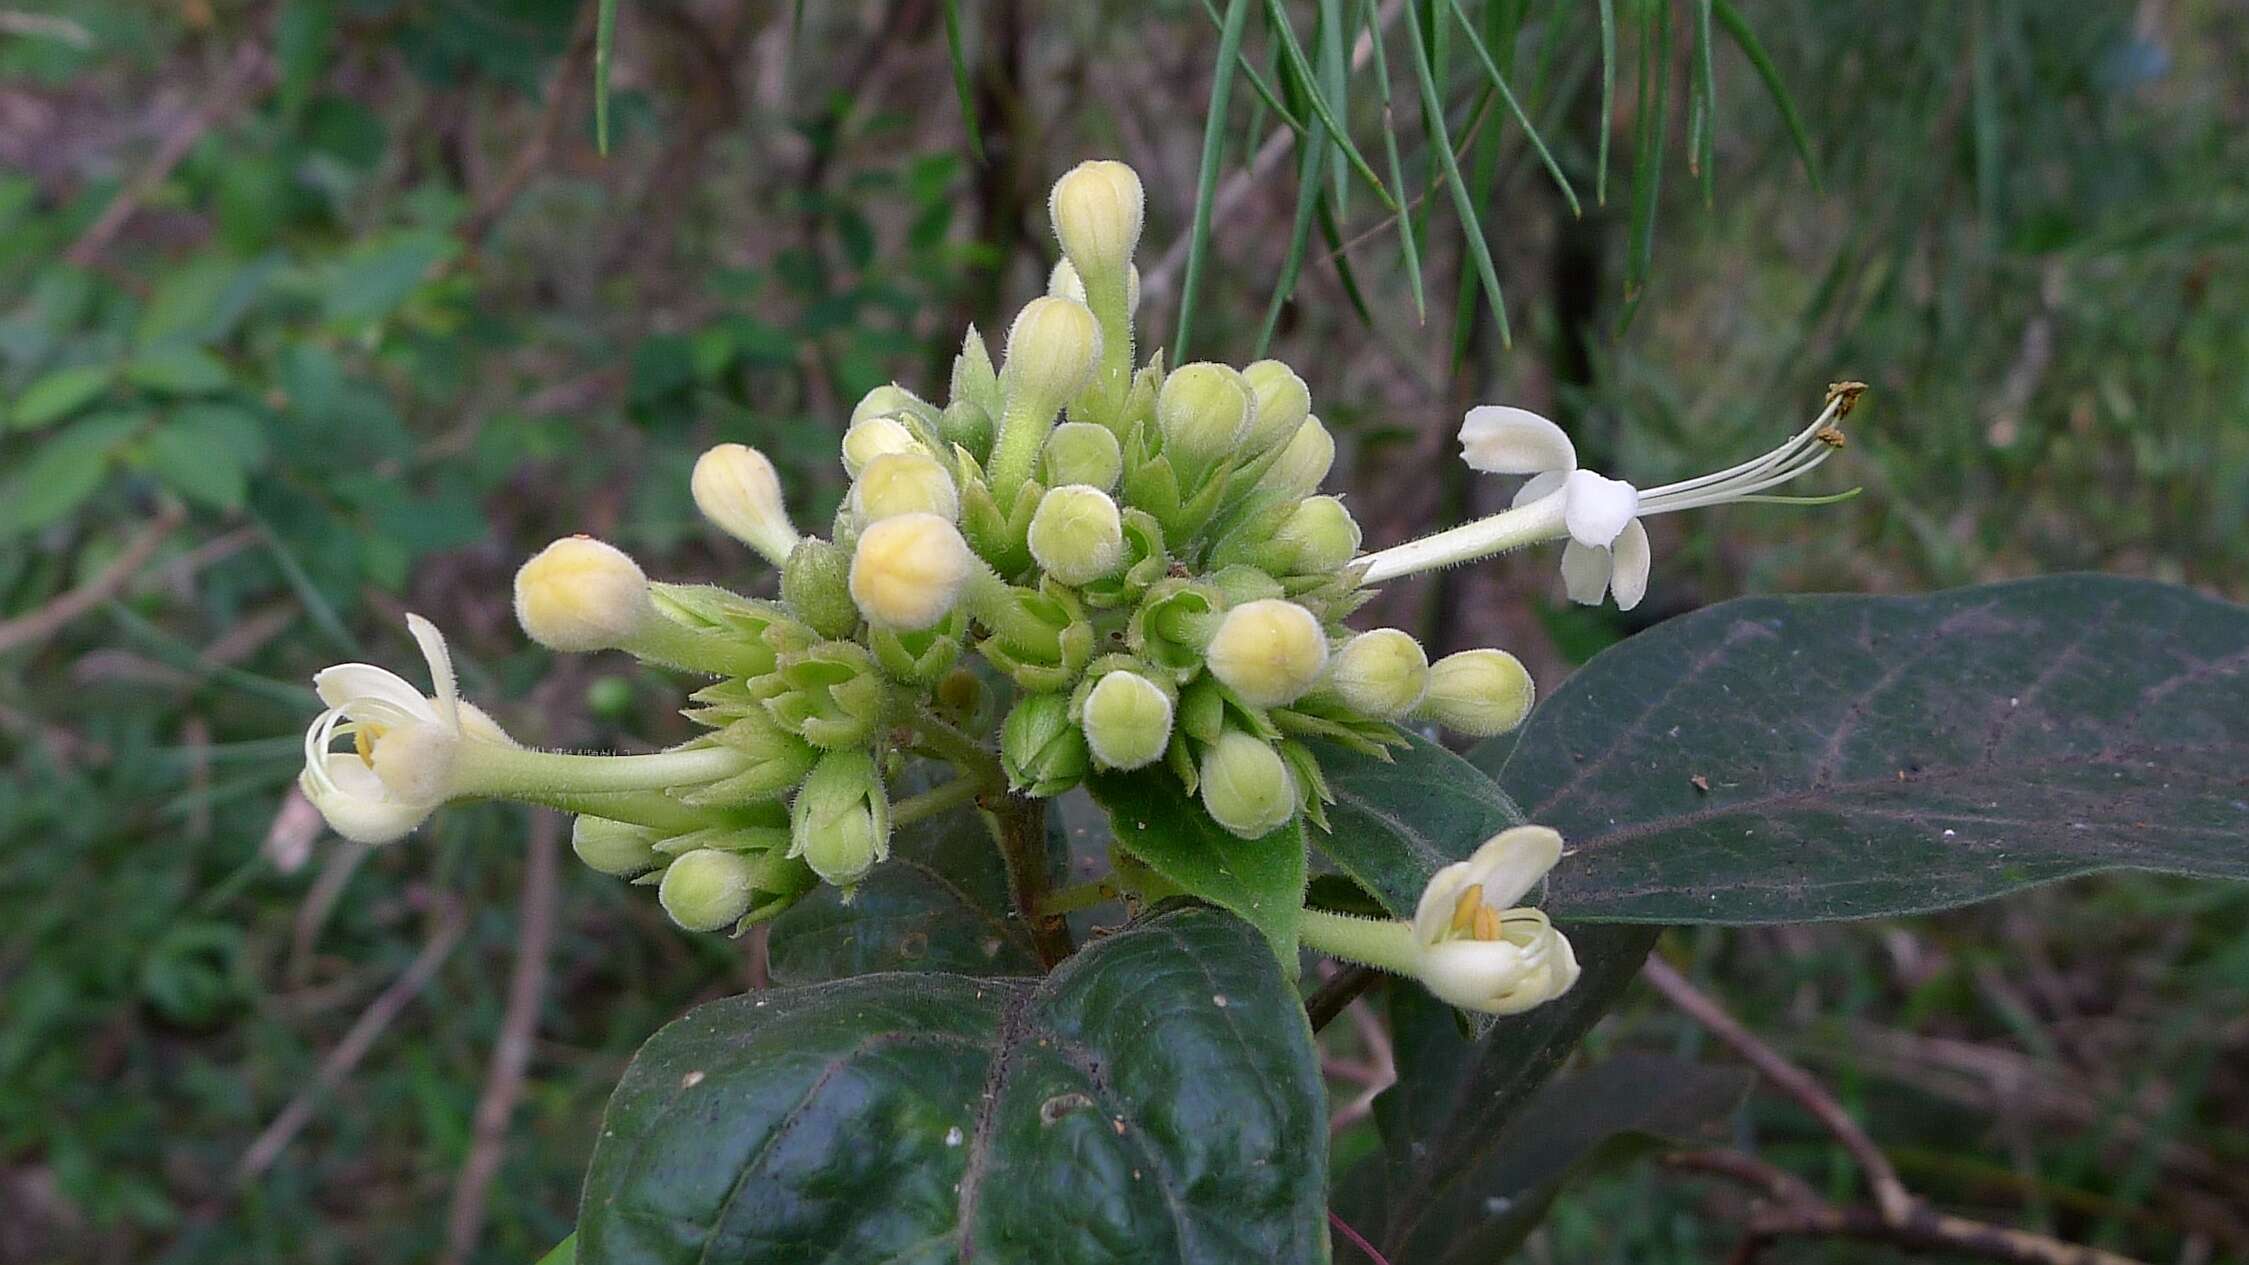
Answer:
1509, 469, 1569, 511
1610, 519, 1651, 611
1560, 470, 1639, 547
1417, 938, 1530, 1012
1559, 539, 1613, 605
1412, 859, 1477, 945
314, 663, 435, 721
301, 758, 427, 844
405, 613, 460, 730
1457, 406, 1576, 475
1464, 825, 1563, 908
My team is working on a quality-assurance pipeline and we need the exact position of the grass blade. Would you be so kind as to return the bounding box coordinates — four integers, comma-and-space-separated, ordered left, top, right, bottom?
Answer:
1404, 0, 1510, 347
1202, 0, 1309, 135
1596, 0, 1617, 205
1363, 0, 1426, 323
1318, 0, 1349, 215
1691, 0, 1717, 205
1445, 0, 1580, 217
1176, 0, 1256, 360
1624, 0, 1671, 307
940, 0, 984, 162
1256, 75, 1329, 356
1264, 0, 1401, 211
1712, 0, 1819, 190
594, 0, 617, 154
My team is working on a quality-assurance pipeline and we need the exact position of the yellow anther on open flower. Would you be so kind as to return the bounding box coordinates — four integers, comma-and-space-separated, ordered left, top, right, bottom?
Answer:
691, 443, 800, 564
848, 512, 976, 631
513, 536, 652, 654
1411, 826, 1579, 1014
1205, 598, 1329, 708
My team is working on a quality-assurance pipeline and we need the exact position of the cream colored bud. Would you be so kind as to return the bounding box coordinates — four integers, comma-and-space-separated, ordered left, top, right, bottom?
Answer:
1081, 670, 1174, 770
848, 512, 977, 631
1157, 363, 1253, 476
1265, 415, 1335, 498
572, 816, 664, 877
658, 849, 759, 932
1274, 495, 1362, 574
841, 416, 930, 479
1241, 360, 1311, 452
1328, 629, 1430, 719
1199, 732, 1297, 839
1027, 484, 1125, 586
691, 443, 800, 563
1418, 649, 1536, 737
850, 383, 937, 427
850, 452, 959, 522
1047, 258, 1142, 313
513, 536, 651, 653
1050, 159, 1145, 279
1205, 598, 1329, 708
1002, 296, 1102, 404
1043, 420, 1123, 490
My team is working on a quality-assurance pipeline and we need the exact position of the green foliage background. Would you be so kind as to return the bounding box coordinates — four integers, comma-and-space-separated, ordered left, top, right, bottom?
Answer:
1, 1, 2243, 1261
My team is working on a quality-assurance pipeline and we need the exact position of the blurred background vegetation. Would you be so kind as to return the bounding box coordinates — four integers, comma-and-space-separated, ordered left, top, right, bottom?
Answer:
1, 0, 2244, 1261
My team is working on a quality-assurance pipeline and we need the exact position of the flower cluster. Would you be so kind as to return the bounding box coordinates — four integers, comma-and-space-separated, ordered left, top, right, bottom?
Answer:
296, 158, 1851, 1012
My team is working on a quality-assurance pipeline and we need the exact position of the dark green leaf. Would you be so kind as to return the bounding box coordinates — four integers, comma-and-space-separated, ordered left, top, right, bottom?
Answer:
1086, 768, 1306, 966
577, 905, 1327, 1265
145, 419, 249, 510
1310, 730, 1523, 917
1478, 576, 2249, 923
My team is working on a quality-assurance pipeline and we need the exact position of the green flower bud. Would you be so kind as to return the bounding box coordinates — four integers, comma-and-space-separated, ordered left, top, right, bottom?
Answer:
698, 711, 822, 801
513, 536, 650, 653
974, 580, 1095, 692
1240, 360, 1311, 454
1001, 692, 1090, 797
850, 452, 960, 523
1272, 495, 1362, 574
850, 383, 940, 429
1002, 296, 1103, 406
1128, 579, 1223, 679
1203, 564, 1286, 606
940, 398, 994, 457
1078, 507, 1168, 609
1079, 669, 1174, 771
1417, 648, 1535, 738
868, 609, 966, 684
571, 815, 663, 877
1199, 731, 1297, 839
1205, 598, 1329, 708
781, 537, 860, 639
658, 848, 817, 932
1050, 159, 1145, 280
1157, 362, 1253, 481
1265, 415, 1335, 498
691, 444, 800, 564
848, 512, 978, 632
1042, 421, 1123, 491
758, 640, 889, 750
1027, 484, 1125, 586
1327, 629, 1430, 719
841, 415, 930, 478
789, 749, 890, 888
951, 325, 999, 416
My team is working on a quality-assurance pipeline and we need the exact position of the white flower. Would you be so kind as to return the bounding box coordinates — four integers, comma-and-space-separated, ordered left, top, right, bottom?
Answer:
1458, 406, 1649, 609
1410, 825, 1580, 1015
299, 615, 512, 844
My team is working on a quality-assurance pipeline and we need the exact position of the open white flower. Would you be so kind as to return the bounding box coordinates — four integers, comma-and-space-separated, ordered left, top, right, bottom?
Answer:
1410, 825, 1581, 1015
300, 615, 512, 844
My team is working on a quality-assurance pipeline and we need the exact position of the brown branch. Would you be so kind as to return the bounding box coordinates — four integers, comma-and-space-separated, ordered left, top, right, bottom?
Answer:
64, 42, 274, 267
1644, 955, 1916, 1224
0, 505, 185, 657
1735, 1201, 2151, 1265
440, 812, 563, 1265
984, 790, 1072, 967
1305, 962, 1378, 1032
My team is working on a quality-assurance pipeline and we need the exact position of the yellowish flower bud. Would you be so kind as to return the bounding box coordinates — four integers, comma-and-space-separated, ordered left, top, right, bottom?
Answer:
1043, 420, 1123, 491
1081, 670, 1173, 770
848, 512, 977, 631
1205, 598, 1329, 708
1273, 495, 1362, 574
513, 536, 651, 653
1265, 415, 1335, 498
1327, 629, 1430, 719
658, 848, 759, 932
690, 443, 800, 564
1418, 648, 1536, 737
1002, 296, 1103, 404
1241, 360, 1311, 453
1157, 362, 1253, 478
850, 451, 959, 522
850, 383, 938, 428
841, 415, 929, 478
780, 538, 860, 639
1050, 159, 1145, 279
1046, 258, 1142, 314
1199, 731, 1297, 839
572, 815, 664, 877
1027, 484, 1125, 586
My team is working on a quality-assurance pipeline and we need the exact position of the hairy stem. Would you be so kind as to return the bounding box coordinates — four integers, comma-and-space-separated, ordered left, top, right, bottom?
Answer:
984, 790, 1073, 968
890, 776, 982, 828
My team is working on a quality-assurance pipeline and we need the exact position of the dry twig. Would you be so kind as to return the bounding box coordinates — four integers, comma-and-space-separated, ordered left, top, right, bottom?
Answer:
0, 506, 184, 657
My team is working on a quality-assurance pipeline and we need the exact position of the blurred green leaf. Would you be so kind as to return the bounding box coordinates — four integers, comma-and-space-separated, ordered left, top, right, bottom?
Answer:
320, 230, 458, 327
10, 362, 114, 430
124, 346, 232, 396
0, 411, 145, 535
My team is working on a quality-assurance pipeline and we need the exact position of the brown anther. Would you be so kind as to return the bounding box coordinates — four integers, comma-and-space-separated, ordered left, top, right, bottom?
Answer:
1825, 380, 1869, 416
1815, 426, 1847, 448
1449, 883, 1485, 935
1472, 905, 1501, 942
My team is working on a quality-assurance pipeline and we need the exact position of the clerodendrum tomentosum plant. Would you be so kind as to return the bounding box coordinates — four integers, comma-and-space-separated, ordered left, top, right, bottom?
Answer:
294, 161, 2249, 1265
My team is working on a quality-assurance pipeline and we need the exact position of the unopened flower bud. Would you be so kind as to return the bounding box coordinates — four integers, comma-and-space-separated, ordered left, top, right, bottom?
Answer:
1080, 670, 1173, 770
841, 415, 930, 478
1157, 362, 1253, 478
851, 452, 959, 523
1264, 415, 1336, 500
1043, 421, 1123, 490
1002, 296, 1103, 405
572, 815, 664, 877
789, 749, 889, 888
850, 383, 939, 428
1205, 598, 1329, 708
781, 538, 860, 639
1047, 258, 1142, 315
1241, 360, 1311, 453
848, 512, 977, 631
1274, 496, 1362, 574
1027, 484, 1124, 586
514, 536, 651, 653
1328, 630, 1429, 719
1199, 731, 1297, 839
760, 641, 886, 750
658, 848, 759, 932
1418, 648, 1535, 737
1050, 159, 1144, 280
690, 444, 800, 564
1001, 692, 1089, 797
